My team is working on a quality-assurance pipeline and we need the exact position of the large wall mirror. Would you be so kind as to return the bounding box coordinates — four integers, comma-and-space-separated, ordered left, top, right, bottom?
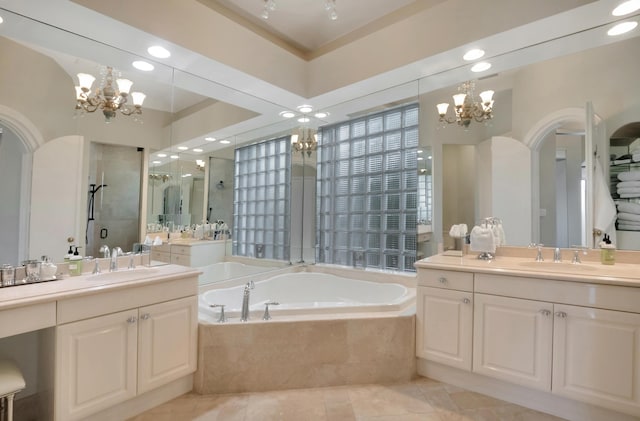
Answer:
0, 1, 639, 271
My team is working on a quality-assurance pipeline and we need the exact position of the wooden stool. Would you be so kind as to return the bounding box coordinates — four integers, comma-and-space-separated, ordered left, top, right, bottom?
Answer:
0, 360, 25, 421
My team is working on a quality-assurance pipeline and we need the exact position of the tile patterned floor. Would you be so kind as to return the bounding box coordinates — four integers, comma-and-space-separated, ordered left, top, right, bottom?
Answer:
128, 378, 568, 421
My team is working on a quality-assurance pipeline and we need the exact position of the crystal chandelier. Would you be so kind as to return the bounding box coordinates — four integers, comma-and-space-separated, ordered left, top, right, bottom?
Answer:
291, 127, 318, 157
262, 0, 337, 20
75, 66, 146, 123
436, 80, 494, 128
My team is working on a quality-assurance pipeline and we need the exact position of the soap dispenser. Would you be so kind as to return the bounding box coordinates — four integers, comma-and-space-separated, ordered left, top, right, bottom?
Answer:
40, 255, 57, 280
600, 234, 616, 265
69, 246, 83, 276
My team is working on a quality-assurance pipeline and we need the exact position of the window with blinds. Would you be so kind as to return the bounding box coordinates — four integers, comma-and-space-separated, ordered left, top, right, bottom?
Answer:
316, 104, 419, 272
233, 137, 291, 261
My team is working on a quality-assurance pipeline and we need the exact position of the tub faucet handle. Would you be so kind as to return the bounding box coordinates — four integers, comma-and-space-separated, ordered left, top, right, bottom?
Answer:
262, 301, 280, 321
210, 304, 227, 323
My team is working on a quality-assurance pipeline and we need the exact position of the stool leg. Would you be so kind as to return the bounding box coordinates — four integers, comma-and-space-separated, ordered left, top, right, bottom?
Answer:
5, 394, 13, 421
1, 396, 5, 421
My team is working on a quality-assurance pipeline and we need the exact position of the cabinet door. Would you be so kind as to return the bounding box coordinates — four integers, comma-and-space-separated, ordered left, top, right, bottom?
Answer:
552, 304, 640, 417
473, 294, 552, 391
137, 296, 198, 394
56, 309, 138, 421
416, 286, 473, 371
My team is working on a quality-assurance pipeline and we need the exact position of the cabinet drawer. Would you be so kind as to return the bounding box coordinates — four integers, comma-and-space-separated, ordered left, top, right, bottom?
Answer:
0, 301, 56, 339
151, 250, 170, 263
171, 253, 192, 266
152, 243, 170, 253
418, 269, 473, 292
171, 245, 191, 256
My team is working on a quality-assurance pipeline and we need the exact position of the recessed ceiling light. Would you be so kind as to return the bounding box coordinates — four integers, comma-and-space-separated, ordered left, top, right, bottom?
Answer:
220, 140, 231, 144
157, 153, 167, 158
314, 111, 329, 119
152, 160, 161, 164
279, 111, 296, 118
417, 157, 424, 161
0, 16, 4, 24
132, 60, 154, 71
193, 148, 203, 153
177, 146, 188, 150
182, 173, 192, 178
613, 0, 640, 16
170, 155, 179, 159
205, 137, 216, 141
427, 156, 432, 160
147, 45, 171, 58
298, 117, 310, 123
607, 21, 638, 36
463, 48, 485, 61
471, 62, 492, 72
417, 149, 423, 154
297, 105, 313, 114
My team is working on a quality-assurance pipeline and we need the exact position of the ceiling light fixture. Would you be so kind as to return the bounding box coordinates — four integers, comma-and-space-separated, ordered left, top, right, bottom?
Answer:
314, 111, 329, 119
170, 155, 179, 159
436, 80, 494, 129
205, 137, 216, 141
75, 66, 145, 123
157, 153, 167, 157
147, 45, 171, 58
196, 159, 206, 171
132, 60, 154, 71
262, 0, 337, 20
607, 21, 638, 36
612, 0, 640, 16
298, 117, 310, 123
280, 111, 296, 118
193, 148, 203, 153
177, 146, 188, 150
471, 62, 492, 72
297, 105, 313, 113
463, 49, 485, 61
291, 127, 318, 157
220, 140, 231, 144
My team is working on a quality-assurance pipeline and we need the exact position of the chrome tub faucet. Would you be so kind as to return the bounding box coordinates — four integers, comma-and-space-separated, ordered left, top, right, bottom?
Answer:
240, 281, 255, 322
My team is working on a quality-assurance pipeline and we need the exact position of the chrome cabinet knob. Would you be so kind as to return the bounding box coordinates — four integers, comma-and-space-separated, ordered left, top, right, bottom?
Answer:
555, 311, 567, 318
438, 277, 447, 284
462, 298, 471, 304
539, 309, 551, 316
140, 313, 150, 320
126, 316, 137, 324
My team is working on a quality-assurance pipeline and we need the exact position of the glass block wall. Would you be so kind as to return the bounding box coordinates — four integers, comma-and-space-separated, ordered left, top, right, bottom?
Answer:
316, 104, 419, 272
232, 137, 291, 261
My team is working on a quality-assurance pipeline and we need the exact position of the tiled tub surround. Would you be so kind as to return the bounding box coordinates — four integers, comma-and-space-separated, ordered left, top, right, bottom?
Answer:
414, 247, 640, 421
194, 315, 416, 395
194, 266, 417, 394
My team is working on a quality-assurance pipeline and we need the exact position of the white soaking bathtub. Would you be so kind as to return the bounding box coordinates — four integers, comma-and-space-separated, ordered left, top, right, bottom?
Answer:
198, 271, 416, 322
197, 261, 287, 285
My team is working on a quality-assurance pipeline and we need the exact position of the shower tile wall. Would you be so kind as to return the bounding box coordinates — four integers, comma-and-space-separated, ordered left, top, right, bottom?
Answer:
207, 156, 234, 226
88, 143, 141, 257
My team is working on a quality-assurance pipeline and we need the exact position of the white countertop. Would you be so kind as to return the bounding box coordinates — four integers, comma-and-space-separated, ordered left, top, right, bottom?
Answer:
0, 264, 201, 311
415, 254, 640, 288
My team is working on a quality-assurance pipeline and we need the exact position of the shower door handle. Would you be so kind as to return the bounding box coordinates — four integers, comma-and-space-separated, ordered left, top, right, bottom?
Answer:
100, 228, 108, 239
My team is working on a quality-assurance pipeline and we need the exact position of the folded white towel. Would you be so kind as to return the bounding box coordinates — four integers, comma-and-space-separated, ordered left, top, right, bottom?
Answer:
492, 223, 506, 247
143, 235, 152, 245
470, 225, 496, 253
617, 212, 640, 222
153, 236, 163, 246
633, 153, 640, 162
619, 193, 640, 198
617, 202, 640, 214
618, 224, 640, 231
616, 219, 640, 227
618, 171, 640, 181
449, 223, 469, 238
617, 187, 640, 194
617, 181, 640, 188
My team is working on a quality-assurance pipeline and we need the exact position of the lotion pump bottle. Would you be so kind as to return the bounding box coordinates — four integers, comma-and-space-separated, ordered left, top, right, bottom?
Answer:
69, 246, 83, 276
600, 234, 615, 265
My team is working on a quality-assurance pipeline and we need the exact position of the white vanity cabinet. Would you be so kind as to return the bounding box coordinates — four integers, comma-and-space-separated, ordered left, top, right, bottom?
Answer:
54, 276, 198, 421
416, 269, 473, 371
472, 293, 553, 391
552, 303, 640, 416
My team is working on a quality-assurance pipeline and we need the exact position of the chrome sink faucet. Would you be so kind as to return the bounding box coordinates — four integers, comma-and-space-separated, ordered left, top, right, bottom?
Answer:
528, 243, 544, 262
110, 247, 123, 272
240, 281, 255, 322
553, 247, 562, 263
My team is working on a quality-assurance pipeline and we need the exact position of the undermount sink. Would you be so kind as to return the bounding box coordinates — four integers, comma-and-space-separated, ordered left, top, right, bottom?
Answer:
517, 261, 598, 272
87, 267, 160, 282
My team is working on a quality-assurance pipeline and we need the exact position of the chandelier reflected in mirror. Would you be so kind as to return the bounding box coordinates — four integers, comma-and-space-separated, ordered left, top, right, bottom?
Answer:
436, 80, 494, 128
74, 66, 146, 123
291, 127, 318, 157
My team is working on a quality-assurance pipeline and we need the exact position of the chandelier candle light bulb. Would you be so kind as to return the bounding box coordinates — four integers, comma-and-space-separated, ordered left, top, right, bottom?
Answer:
436, 80, 494, 128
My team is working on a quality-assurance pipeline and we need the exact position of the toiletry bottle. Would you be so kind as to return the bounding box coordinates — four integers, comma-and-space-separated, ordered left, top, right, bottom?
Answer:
600, 234, 615, 265
40, 255, 57, 280
69, 246, 83, 276
64, 245, 74, 262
